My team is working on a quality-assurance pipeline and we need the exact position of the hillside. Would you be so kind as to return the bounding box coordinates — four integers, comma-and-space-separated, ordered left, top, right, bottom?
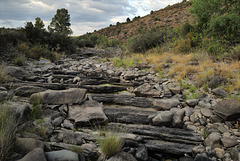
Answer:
95, 1, 194, 41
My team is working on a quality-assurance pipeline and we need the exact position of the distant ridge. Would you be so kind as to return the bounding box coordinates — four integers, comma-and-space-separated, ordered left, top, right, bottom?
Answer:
94, 1, 194, 41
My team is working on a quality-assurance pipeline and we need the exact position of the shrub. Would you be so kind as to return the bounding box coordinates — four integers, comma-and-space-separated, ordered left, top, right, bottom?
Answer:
77, 33, 108, 48
97, 130, 124, 159
14, 54, 26, 66
181, 22, 193, 37
201, 37, 225, 55
0, 103, 18, 160
189, 0, 240, 43
127, 30, 165, 53
174, 38, 191, 53
27, 44, 57, 61
17, 42, 30, 54
224, 44, 240, 60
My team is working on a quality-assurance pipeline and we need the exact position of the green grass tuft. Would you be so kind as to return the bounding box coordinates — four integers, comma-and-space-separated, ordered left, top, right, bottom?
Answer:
28, 94, 41, 120
97, 128, 124, 159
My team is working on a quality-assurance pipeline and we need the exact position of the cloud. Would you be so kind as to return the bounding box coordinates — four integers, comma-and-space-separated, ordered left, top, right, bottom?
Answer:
142, 0, 182, 11
0, 0, 182, 35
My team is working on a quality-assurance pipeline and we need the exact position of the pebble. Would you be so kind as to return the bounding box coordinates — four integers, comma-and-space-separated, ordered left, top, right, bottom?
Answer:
200, 108, 213, 117
186, 125, 198, 131
214, 148, 225, 159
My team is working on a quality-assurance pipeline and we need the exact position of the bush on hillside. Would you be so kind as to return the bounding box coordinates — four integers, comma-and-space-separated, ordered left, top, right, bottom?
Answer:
0, 28, 27, 55
78, 34, 108, 48
190, 0, 240, 44
127, 30, 165, 53
174, 38, 192, 53
181, 22, 194, 37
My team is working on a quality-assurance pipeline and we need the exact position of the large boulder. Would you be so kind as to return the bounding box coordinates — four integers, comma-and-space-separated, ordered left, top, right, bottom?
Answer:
58, 131, 82, 145
221, 137, 238, 148
209, 76, 227, 88
152, 111, 174, 126
172, 108, 185, 128
15, 137, 44, 154
153, 99, 180, 110
212, 88, 228, 98
4, 66, 28, 80
30, 88, 87, 105
18, 148, 47, 161
68, 100, 108, 126
134, 83, 160, 97
204, 132, 221, 148
135, 144, 148, 161
213, 100, 240, 120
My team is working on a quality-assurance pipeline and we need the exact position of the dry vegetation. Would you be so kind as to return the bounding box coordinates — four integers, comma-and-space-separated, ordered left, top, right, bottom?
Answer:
112, 49, 240, 95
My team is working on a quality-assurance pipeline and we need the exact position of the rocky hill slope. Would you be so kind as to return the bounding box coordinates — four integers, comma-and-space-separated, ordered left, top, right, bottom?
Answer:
95, 1, 193, 41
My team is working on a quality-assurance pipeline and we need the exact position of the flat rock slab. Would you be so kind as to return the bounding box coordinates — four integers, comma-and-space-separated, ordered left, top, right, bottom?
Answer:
30, 88, 87, 105
68, 100, 108, 126
107, 123, 202, 145
145, 140, 195, 155
213, 100, 240, 120
103, 105, 157, 124
78, 85, 126, 93
90, 94, 154, 108
15, 86, 46, 97
1, 82, 66, 90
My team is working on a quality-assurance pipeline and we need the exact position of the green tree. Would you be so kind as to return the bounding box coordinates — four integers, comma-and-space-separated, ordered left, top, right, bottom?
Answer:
190, 0, 240, 42
34, 17, 44, 30
48, 8, 73, 35
126, 17, 131, 22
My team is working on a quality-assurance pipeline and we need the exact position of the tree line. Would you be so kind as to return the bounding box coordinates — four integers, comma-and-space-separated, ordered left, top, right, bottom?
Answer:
0, 8, 78, 63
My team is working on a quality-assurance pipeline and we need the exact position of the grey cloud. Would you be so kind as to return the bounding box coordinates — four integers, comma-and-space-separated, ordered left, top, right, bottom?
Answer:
0, 0, 181, 35
0, 0, 137, 22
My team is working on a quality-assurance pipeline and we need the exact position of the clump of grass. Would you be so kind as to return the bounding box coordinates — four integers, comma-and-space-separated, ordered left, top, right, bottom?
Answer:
72, 145, 82, 154
14, 54, 26, 66
202, 127, 207, 139
97, 128, 124, 159
195, 68, 215, 87
173, 38, 191, 53
112, 57, 137, 69
0, 103, 18, 160
28, 94, 41, 120
0, 66, 11, 83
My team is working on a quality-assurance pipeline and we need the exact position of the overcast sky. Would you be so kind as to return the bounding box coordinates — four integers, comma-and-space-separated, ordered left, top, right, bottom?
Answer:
0, 0, 182, 36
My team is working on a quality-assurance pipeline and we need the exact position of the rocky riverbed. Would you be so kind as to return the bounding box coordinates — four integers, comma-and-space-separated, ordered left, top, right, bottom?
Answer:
0, 48, 240, 161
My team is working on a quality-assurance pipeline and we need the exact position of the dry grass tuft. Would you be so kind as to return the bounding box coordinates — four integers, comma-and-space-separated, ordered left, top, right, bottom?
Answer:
0, 103, 18, 160
97, 129, 124, 159
0, 66, 10, 84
